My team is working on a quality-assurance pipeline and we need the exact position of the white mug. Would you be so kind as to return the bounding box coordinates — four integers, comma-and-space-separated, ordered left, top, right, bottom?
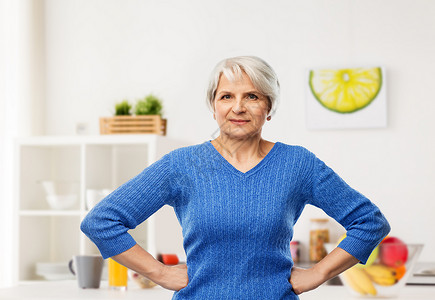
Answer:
86, 189, 111, 210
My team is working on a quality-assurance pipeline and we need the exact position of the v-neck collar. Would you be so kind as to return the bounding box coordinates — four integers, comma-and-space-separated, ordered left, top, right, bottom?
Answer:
205, 140, 281, 177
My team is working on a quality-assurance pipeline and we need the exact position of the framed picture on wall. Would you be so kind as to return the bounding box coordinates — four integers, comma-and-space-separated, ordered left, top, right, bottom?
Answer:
305, 66, 387, 129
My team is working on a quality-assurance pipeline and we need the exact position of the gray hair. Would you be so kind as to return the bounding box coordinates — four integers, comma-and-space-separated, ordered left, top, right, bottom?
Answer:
206, 56, 280, 117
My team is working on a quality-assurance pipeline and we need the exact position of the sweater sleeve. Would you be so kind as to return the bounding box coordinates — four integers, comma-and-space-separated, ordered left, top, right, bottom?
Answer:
80, 152, 175, 259
305, 153, 391, 264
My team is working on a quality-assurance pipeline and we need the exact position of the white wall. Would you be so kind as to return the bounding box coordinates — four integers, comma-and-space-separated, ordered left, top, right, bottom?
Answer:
0, 0, 46, 287
39, 0, 435, 262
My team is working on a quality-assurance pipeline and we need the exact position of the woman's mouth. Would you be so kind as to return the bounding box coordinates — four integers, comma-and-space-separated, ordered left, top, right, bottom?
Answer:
230, 119, 250, 125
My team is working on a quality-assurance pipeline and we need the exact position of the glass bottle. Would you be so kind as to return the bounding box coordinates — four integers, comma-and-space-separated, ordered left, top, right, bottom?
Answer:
309, 218, 330, 262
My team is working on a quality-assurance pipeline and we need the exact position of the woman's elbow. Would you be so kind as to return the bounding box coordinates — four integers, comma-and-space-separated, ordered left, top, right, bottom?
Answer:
384, 218, 391, 236
80, 217, 89, 236
80, 213, 96, 238
378, 213, 391, 241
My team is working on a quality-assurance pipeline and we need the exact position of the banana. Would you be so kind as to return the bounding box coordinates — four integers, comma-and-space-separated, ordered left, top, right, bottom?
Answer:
343, 267, 377, 296
364, 264, 397, 278
342, 272, 366, 295
371, 275, 397, 286
364, 264, 398, 286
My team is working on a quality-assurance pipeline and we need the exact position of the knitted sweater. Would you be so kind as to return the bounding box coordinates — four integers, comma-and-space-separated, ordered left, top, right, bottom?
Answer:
81, 140, 390, 299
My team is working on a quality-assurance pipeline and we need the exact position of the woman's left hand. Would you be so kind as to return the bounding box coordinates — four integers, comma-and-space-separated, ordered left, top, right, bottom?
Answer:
290, 247, 360, 294
289, 267, 325, 295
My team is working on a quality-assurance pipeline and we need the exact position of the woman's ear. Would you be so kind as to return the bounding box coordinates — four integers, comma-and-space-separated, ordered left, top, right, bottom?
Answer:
212, 102, 216, 119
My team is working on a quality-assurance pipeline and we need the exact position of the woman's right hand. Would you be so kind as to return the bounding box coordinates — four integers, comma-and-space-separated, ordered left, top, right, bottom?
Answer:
152, 263, 189, 291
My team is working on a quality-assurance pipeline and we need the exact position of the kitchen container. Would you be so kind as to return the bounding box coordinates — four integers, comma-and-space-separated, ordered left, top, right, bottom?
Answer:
40, 180, 79, 210
309, 218, 330, 262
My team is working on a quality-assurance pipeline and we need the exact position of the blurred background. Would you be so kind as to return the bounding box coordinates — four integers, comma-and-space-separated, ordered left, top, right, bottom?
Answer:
1, 0, 434, 288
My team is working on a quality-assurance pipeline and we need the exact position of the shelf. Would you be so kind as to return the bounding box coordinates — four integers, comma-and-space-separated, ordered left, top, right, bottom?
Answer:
19, 210, 83, 216
15, 135, 188, 283
19, 215, 81, 280
15, 134, 163, 146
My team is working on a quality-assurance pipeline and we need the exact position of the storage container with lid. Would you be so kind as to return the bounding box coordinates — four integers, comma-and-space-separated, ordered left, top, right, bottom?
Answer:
309, 218, 330, 262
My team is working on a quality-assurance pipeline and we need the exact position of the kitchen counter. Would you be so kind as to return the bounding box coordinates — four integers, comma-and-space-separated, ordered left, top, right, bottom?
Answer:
0, 280, 434, 299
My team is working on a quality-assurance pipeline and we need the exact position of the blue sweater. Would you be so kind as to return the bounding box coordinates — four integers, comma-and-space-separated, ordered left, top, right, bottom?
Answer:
81, 140, 390, 299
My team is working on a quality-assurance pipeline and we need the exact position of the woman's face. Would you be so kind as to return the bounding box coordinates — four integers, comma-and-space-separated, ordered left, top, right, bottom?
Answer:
213, 71, 270, 141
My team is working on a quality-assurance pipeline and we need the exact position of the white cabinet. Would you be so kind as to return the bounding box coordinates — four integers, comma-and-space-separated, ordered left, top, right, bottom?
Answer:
14, 135, 186, 282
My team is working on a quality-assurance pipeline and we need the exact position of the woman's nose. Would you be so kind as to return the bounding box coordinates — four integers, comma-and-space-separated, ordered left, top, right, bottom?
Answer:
232, 98, 247, 114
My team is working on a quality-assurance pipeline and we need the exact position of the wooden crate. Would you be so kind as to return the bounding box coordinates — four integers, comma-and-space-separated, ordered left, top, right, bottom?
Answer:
99, 115, 167, 135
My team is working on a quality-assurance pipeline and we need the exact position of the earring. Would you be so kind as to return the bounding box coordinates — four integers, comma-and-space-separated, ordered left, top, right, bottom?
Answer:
267, 116, 271, 121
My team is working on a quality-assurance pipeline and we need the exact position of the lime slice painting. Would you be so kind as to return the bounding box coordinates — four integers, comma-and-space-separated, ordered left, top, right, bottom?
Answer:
306, 67, 387, 129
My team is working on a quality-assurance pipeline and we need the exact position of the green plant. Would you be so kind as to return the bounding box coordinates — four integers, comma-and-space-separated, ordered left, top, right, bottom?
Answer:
135, 94, 163, 116
114, 100, 132, 116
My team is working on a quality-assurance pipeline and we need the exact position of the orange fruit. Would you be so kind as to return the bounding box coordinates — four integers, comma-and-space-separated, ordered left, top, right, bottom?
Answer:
394, 265, 406, 280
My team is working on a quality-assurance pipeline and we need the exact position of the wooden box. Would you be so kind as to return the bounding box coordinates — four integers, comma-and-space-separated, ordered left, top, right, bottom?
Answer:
99, 115, 167, 135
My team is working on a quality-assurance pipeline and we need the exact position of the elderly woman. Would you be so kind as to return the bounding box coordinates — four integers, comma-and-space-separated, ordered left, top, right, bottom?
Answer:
81, 56, 390, 299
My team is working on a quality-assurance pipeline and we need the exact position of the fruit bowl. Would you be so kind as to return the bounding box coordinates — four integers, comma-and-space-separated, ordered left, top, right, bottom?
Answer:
326, 241, 423, 298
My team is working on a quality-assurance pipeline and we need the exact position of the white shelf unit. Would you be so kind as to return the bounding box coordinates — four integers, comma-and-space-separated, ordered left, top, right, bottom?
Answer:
14, 135, 187, 283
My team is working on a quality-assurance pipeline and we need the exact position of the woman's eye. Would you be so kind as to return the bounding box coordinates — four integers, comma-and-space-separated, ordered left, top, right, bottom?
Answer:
248, 94, 258, 100
221, 95, 231, 100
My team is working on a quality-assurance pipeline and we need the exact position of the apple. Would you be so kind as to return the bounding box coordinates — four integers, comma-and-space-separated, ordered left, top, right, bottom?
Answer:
380, 237, 408, 268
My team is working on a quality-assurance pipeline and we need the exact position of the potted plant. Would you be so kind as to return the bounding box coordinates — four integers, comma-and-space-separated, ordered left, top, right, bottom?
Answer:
134, 94, 163, 116
114, 100, 132, 116
100, 95, 167, 135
